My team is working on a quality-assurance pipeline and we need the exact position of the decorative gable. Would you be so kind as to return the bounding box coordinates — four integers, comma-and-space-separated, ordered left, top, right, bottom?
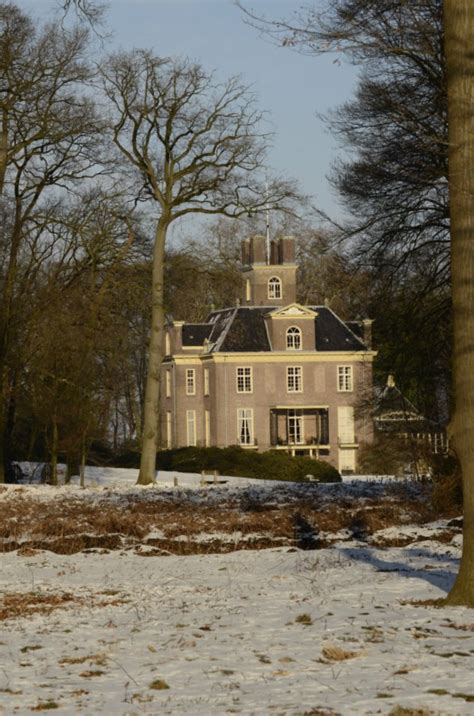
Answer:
269, 303, 318, 320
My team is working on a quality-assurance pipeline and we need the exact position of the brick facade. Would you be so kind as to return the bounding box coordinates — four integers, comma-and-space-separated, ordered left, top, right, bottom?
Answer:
161, 236, 376, 473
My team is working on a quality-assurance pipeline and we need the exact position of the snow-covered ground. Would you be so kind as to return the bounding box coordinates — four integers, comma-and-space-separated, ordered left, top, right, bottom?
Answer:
15, 462, 408, 489
0, 470, 472, 715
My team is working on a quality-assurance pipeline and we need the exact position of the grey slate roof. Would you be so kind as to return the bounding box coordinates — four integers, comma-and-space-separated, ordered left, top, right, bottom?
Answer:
220, 307, 271, 352
186, 305, 370, 353
181, 324, 213, 346
311, 308, 368, 352
346, 321, 364, 340
207, 308, 236, 348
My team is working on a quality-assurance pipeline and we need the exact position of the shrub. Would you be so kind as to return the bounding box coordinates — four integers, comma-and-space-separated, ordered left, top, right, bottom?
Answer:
431, 452, 462, 512
155, 445, 341, 483
357, 436, 416, 476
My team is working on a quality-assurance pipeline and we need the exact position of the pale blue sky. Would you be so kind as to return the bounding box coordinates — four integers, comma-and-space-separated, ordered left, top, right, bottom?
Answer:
19, 0, 359, 219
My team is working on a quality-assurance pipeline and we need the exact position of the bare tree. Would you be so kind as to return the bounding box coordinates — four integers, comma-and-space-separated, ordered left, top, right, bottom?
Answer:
0, 2, 105, 480
20, 189, 138, 483
443, 0, 474, 606
102, 51, 297, 484
59, 0, 106, 27
237, 0, 452, 424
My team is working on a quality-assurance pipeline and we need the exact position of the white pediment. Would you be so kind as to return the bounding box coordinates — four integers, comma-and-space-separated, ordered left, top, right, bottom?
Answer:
269, 303, 318, 319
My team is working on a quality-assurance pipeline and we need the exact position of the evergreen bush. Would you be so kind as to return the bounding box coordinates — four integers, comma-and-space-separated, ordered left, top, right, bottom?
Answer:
155, 445, 341, 483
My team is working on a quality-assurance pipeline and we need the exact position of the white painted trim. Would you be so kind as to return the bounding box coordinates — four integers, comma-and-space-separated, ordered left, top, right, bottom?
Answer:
236, 366, 253, 394
269, 302, 317, 319
337, 365, 354, 392
273, 404, 329, 410
185, 368, 196, 396
287, 365, 303, 393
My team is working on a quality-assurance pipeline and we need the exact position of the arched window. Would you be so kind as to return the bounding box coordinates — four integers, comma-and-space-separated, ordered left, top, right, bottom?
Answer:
268, 276, 282, 299
286, 326, 302, 350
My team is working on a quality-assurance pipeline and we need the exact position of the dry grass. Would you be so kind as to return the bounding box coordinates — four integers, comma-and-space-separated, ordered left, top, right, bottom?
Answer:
0, 591, 82, 621
295, 613, 313, 625
59, 654, 108, 667
399, 598, 446, 608
441, 622, 474, 632
0, 590, 128, 622
31, 702, 59, 711
388, 709, 436, 716
0, 483, 456, 556
321, 644, 363, 662
79, 670, 105, 678
149, 679, 170, 690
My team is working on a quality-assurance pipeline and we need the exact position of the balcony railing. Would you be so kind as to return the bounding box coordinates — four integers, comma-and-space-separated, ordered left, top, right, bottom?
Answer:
273, 436, 329, 447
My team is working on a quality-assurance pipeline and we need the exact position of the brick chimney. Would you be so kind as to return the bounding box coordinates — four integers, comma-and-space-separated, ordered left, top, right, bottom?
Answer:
362, 318, 374, 349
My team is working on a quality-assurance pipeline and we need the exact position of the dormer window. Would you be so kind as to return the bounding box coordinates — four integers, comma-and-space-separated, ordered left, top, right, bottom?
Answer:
268, 276, 282, 299
286, 326, 302, 350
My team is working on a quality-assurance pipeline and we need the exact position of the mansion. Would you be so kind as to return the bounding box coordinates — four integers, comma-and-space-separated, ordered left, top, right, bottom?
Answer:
161, 235, 376, 473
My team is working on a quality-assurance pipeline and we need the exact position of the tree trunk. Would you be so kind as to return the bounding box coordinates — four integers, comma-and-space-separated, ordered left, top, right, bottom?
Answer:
66, 456, 80, 484
444, 0, 474, 606
0, 218, 23, 483
0, 358, 11, 484
137, 218, 167, 485
0, 418, 5, 484
0, 107, 8, 195
80, 439, 86, 488
50, 419, 59, 486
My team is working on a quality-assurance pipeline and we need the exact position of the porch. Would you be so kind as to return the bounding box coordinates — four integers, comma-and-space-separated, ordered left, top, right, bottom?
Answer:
269, 407, 330, 457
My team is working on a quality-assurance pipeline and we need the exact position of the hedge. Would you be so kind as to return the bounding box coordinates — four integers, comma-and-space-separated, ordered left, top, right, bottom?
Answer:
155, 445, 341, 483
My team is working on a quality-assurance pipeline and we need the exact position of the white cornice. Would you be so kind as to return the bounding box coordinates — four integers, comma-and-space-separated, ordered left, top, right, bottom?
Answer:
241, 264, 298, 271
268, 303, 318, 320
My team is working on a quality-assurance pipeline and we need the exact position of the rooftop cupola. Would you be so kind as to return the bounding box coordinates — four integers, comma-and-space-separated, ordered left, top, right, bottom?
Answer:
241, 235, 297, 306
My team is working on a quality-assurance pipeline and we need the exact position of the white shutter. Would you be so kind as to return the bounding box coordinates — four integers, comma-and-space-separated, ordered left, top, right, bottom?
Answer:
338, 448, 356, 473
338, 406, 355, 443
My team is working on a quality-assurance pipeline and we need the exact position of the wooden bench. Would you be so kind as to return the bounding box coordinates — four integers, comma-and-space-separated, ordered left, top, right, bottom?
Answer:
200, 469, 227, 485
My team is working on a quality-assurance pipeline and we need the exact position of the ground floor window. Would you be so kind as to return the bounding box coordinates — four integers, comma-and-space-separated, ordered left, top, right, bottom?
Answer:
237, 408, 254, 445
186, 410, 196, 446
166, 411, 172, 449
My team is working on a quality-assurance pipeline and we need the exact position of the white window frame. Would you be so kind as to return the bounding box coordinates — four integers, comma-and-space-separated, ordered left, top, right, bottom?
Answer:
236, 366, 253, 393
337, 365, 353, 392
186, 368, 196, 396
287, 409, 304, 445
186, 410, 196, 446
237, 408, 254, 446
286, 326, 302, 351
287, 366, 303, 393
166, 411, 172, 448
245, 279, 251, 302
165, 369, 171, 398
204, 368, 210, 396
268, 276, 282, 299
